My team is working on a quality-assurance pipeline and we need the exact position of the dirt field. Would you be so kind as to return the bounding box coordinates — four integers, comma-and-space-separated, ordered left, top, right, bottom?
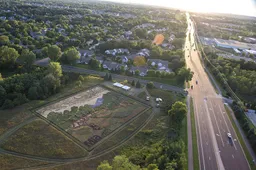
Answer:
37, 86, 110, 117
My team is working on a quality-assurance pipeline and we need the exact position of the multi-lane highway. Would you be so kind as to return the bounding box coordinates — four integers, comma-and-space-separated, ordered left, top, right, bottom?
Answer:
185, 13, 250, 170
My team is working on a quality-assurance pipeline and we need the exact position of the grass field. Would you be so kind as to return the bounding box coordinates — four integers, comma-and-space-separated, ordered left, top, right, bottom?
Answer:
190, 97, 199, 170
0, 154, 50, 170
0, 107, 34, 136
225, 105, 256, 170
1, 120, 88, 158
137, 91, 147, 99
90, 109, 152, 155
141, 76, 184, 87
36, 86, 148, 150
148, 88, 185, 109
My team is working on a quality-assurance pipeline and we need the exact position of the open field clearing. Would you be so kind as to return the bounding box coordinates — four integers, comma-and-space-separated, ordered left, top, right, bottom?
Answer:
1, 120, 88, 158
36, 86, 148, 150
0, 154, 50, 170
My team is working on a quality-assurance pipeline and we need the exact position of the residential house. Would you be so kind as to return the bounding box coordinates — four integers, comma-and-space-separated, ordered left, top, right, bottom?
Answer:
130, 66, 148, 76
96, 56, 104, 64
103, 61, 119, 70
148, 59, 170, 72
120, 56, 128, 63
77, 50, 94, 64
137, 49, 150, 57
105, 48, 129, 56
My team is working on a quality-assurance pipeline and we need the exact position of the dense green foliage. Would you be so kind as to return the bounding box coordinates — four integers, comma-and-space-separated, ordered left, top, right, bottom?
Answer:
97, 100, 187, 170
204, 48, 256, 97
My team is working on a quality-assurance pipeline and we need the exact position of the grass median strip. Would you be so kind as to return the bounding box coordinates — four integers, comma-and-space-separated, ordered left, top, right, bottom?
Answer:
224, 105, 256, 170
190, 97, 199, 170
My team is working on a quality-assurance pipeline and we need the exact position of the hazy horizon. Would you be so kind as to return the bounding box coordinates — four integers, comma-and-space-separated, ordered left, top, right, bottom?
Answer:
102, 0, 256, 17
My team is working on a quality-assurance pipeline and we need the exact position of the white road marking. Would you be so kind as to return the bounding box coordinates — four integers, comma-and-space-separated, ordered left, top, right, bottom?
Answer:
209, 157, 211, 160
218, 105, 237, 150
195, 103, 206, 170
204, 101, 225, 170
232, 155, 235, 159
210, 101, 225, 147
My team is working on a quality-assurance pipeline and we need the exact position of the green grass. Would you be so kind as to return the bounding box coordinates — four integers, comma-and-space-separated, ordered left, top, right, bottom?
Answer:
148, 88, 185, 109
140, 76, 184, 87
137, 91, 147, 99
0, 107, 34, 136
0, 154, 50, 170
180, 116, 188, 170
1, 120, 88, 159
190, 97, 199, 170
224, 105, 256, 170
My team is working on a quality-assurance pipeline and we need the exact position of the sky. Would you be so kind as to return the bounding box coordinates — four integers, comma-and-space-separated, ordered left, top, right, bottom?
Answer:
103, 0, 256, 17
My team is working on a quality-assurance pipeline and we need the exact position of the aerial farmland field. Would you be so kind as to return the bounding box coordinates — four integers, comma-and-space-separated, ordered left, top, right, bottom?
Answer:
36, 86, 148, 150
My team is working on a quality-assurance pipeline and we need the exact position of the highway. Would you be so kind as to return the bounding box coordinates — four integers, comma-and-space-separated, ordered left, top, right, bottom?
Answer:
185, 13, 250, 170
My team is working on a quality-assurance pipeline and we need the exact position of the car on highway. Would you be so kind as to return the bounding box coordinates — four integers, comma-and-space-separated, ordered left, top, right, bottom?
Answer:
227, 133, 233, 146
146, 96, 150, 101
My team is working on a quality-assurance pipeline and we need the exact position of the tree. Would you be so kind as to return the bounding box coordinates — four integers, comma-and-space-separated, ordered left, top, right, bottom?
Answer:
108, 74, 112, 81
62, 47, 80, 64
18, 49, 36, 70
135, 70, 140, 76
131, 80, 135, 86
89, 58, 100, 69
48, 62, 63, 79
177, 67, 193, 82
47, 45, 62, 61
172, 38, 184, 49
0, 35, 10, 45
28, 86, 38, 100
112, 155, 140, 170
78, 75, 84, 82
41, 73, 60, 94
0, 85, 6, 105
147, 81, 154, 89
104, 73, 109, 80
0, 46, 19, 68
168, 101, 187, 124
2, 99, 14, 109
147, 164, 159, 170
135, 28, 147, 39
76, 80, 82, 87
97, 161, 112, 170
136, 81, 141, 88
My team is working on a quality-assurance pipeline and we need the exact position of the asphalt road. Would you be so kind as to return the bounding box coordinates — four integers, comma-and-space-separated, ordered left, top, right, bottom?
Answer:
35, 59, 186, 95
186, 13, 250, 170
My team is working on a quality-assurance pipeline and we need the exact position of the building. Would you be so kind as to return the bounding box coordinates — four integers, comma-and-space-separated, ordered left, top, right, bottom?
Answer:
214, 38, 256, 51
148, 59, 170, 72
130, 66, 148, 76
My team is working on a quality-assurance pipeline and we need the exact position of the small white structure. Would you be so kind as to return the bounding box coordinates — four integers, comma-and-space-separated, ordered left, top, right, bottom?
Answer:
122, 86, 131, 91
156, 98, 163, 102
113, 82, 124, 88
113, 83, 131, 91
